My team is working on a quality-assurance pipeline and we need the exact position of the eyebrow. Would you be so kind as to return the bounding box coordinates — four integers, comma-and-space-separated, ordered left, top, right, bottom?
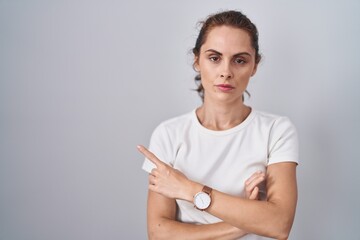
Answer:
204, 49, 252, 57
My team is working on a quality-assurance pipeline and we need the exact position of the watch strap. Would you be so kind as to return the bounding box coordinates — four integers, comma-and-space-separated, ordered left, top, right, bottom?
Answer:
202, 185, 212, 195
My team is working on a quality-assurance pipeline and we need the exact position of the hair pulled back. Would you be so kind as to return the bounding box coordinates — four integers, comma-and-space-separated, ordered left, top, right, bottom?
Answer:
193, 10, 261, 100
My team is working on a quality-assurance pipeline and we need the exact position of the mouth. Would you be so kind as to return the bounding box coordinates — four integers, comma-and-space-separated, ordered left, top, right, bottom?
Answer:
215, 84, 235, 92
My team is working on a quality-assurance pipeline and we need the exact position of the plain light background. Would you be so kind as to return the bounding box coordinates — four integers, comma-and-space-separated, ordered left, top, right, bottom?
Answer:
1, 0, 359, 239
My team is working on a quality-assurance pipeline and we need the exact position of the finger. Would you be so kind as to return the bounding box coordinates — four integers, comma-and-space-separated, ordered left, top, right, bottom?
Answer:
148, 174, 156, 185
246, 175, 265, 192
245, 171, 264, 186
245, 174, 265, 197
137, 145, 163, 167
148, 183, 159, 193
249, 187, 259, 200
150, 168, 159, 177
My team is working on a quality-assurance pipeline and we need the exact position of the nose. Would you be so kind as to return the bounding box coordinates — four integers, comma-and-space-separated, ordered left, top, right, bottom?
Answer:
220, 73, 232, 79
220, 62, 233, 80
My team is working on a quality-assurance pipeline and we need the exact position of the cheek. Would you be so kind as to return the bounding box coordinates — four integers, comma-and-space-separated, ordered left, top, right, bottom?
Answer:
200, 72, 214, 88
239, 67, 256, 80
200, 64, 217, 81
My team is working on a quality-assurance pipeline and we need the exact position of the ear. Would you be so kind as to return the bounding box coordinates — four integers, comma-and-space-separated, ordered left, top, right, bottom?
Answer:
251, 63, 258, 77
193, 56, 200, 72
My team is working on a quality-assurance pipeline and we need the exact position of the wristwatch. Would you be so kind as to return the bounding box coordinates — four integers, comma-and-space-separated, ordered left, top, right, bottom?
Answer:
193, 185, 212, 211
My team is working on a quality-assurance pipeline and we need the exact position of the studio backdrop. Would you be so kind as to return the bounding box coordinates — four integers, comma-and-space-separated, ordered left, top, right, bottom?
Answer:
1, 0, 359, 239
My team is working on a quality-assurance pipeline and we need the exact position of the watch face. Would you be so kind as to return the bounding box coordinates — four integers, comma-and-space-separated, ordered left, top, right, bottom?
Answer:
194, 192, 211, 210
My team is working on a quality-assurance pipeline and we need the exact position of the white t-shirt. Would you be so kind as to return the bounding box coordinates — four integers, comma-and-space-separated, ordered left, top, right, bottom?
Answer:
142, 108, 299, 240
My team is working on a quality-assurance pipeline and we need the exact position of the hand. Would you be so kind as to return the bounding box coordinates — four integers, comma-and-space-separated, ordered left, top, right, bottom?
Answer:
137, 145, 196, 201
245, 171, 266, 200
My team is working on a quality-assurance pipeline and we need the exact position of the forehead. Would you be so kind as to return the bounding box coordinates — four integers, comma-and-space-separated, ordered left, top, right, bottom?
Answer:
202, 25, 254, 54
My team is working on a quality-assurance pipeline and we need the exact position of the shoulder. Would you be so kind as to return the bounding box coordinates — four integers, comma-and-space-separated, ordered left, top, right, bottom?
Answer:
252, 109, 296, 131
153, 110, 195, 135
253, 109, 290, 123
253, 110, 299, 164
149, 110, 196, 144
143, 111, 195, 171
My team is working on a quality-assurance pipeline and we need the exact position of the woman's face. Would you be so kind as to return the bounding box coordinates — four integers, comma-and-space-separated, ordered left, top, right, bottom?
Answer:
195, 25, 258, 104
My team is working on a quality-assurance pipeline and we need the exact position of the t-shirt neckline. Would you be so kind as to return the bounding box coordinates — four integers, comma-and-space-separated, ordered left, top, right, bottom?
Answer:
192, 107, 257, 136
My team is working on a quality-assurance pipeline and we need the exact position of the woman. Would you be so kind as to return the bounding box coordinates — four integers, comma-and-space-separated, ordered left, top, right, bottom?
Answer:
138, 10, 298, 240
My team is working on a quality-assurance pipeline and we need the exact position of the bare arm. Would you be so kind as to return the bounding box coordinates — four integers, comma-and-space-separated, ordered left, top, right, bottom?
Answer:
205, 162, 297, 239
146, 170, 265, 240
147, 190, 247, 240
138, 145, 298, 240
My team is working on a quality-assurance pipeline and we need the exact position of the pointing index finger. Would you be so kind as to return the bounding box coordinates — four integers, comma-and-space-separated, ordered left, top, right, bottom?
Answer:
137, 145, 163, 167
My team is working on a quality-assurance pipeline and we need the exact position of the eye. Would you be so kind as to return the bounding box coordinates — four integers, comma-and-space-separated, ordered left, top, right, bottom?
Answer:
209, 56, 220, 62
234, 58, 246, 64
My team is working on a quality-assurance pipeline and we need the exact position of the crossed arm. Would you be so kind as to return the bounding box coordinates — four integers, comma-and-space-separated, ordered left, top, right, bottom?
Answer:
138, 145, 298, 240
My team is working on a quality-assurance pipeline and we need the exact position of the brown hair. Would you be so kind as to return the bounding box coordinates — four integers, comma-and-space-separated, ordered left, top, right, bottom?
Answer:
192, 10, 262, 100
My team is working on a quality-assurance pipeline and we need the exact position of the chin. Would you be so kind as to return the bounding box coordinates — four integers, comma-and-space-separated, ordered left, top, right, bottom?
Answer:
208, 93, 243, 104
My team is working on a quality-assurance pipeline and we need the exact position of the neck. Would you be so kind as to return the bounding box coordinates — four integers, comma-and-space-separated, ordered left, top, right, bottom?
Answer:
196, 99, 251, 131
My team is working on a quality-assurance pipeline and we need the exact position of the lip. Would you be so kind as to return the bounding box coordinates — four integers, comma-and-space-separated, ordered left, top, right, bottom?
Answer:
215, 84, 235, 92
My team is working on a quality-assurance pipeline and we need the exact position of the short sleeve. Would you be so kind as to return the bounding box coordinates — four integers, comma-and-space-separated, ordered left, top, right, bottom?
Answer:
142, 124, 174, 173
268, 117, 299, 165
